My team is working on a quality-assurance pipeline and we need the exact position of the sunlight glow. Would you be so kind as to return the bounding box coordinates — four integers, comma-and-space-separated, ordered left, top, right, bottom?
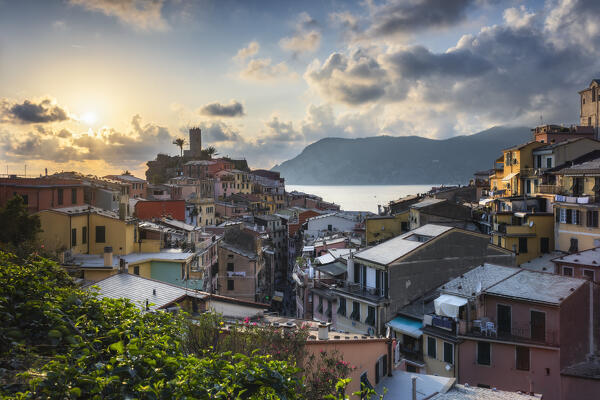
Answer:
79, 111, 97, 125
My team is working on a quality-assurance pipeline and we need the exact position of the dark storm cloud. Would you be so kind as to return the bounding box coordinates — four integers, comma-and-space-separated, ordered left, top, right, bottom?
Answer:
367, 0, 476, 37
1, 98, 69, 124
200, 101, 245, 117
385, 45, 493, 79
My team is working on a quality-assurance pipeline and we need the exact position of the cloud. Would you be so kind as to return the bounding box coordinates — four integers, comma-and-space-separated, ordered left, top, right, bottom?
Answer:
200, 100, 245, 117
503, 5, 536, 30
1, 98, 69, 124
262, 115, 303, 142
280, 13, 321, 55
240, 58, 296, 81
52, 20, 68, 31
304, 49, 391, 105
1, 114, 175, 165
234, 41, 260, 61
384, 45, 493, 79
68, 0, 168, 32
365, 0, 476, 38
280, 31, 321, 54
197, 121, 243, 143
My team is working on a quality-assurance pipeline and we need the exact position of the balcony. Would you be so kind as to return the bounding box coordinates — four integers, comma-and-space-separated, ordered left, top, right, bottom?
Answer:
493, 223, 535, 237
320, 279, 387, 303
398, 344, 424, 364
538, 184, 564, 195
460, 319, 559, 347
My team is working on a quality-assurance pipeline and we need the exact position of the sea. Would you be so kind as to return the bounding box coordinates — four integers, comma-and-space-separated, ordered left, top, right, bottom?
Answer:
286, 184, 436, 214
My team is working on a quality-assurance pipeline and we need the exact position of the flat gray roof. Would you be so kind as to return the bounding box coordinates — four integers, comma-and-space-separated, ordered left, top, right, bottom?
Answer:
553, 247, 600, 267
440, 264, 520, 298
354, 224, 453, 265
485, 269, 587, 305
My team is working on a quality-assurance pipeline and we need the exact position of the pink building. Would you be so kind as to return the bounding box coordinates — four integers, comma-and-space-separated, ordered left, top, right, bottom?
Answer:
0, 177, 85, 212
214, 170, 236, 199
457, 270, 591, 400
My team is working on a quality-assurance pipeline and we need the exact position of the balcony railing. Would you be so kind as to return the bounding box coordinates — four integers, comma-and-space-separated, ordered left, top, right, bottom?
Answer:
460, 319, 559, 347
317, 279, 387, 302
398, 345, 424, 364
538, 184, 564, 195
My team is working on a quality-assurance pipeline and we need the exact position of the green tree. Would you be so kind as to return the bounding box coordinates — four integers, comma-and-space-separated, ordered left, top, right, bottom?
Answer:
172, 138, 186, 158
0, 195, 41, 247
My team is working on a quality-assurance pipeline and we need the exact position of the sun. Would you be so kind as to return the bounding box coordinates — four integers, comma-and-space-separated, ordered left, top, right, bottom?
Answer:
79, 111, 98, 126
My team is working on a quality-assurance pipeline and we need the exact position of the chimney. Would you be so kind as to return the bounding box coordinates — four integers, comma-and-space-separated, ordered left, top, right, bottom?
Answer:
119, 258, 127, 273
103, 246, 113, 268
412, 376, 417, 400
318, 323, 329, 340
119, 203, 127, 220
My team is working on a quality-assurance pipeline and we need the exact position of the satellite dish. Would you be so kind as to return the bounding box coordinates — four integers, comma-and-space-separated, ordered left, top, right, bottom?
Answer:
445, 364, 452, 371
529, 220, 534, 227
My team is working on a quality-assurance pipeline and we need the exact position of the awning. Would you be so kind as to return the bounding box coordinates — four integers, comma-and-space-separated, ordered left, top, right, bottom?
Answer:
434, 294, 468, 318
502, 172, 519, 182
386, 316, 423, 338
514, 212, 527, 218
478, 198, 495, 206
315, 261, 347, 277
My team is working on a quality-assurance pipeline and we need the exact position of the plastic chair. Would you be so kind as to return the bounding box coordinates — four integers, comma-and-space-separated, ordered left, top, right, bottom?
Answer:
486, 321, 497, 337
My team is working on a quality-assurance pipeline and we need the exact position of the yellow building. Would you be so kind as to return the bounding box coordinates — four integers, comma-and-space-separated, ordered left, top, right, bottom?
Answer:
37, 206, 158, 256
422, 332, 458, 378
232, 170, 252, 195
552, 159, 600, 252
491, 210, 554, 265
490, 141, 545, 198
365, 213, 409, 245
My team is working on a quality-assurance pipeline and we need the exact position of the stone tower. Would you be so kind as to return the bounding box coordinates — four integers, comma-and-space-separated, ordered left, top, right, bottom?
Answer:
185, 127, 202, 158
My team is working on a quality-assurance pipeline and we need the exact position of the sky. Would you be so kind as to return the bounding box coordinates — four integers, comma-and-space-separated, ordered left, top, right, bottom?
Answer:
1, 0, 600, 178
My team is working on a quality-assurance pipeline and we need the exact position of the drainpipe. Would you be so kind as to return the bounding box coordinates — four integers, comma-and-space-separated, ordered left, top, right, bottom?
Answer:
589, 281, 594, 355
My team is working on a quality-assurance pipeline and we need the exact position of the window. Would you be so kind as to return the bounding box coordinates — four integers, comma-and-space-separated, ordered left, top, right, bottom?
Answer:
563, 266, 574, 276
366, 306, 375, 326
350, 301, 360, 321
227, 262, 234, 272
227, 279, 234, 290
427, 337, 437, 359
71, 188, 77, 204
515, 346, 529, 370
587, 211, 599, 228
82, 226, 87, 244
133, 266, 140, 275
518, 237, 528, 254
583, 269, 595, 281
443, 342, 454, 364
559, 208, 567, 223
327, 224, 333, 231
569, 238, 579, 253
546, 158, 552, 168
95, 226, 106, 243
20, 194, 28, 205
540, 237, 549, 253
57, 188, 64, 205
530, 311, 546, 342
526, 180, 531, 194
477, 341, 491, 365
71, 228, 77, 247
536, 155, 542, 168
337, 297, 347, 316
318, 296, 323, 314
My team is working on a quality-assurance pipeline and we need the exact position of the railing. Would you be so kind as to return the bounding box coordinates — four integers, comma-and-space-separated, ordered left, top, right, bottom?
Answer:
432, 315, 455, 331
464, 319, 559, 347
538, 184, 564, 195
398, 345, 424, 363
317, 279, 386, 301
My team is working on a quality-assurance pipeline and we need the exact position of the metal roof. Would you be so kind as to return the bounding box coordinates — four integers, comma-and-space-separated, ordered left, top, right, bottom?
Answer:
88, 273, 205, 311
314, 261, 347, 277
